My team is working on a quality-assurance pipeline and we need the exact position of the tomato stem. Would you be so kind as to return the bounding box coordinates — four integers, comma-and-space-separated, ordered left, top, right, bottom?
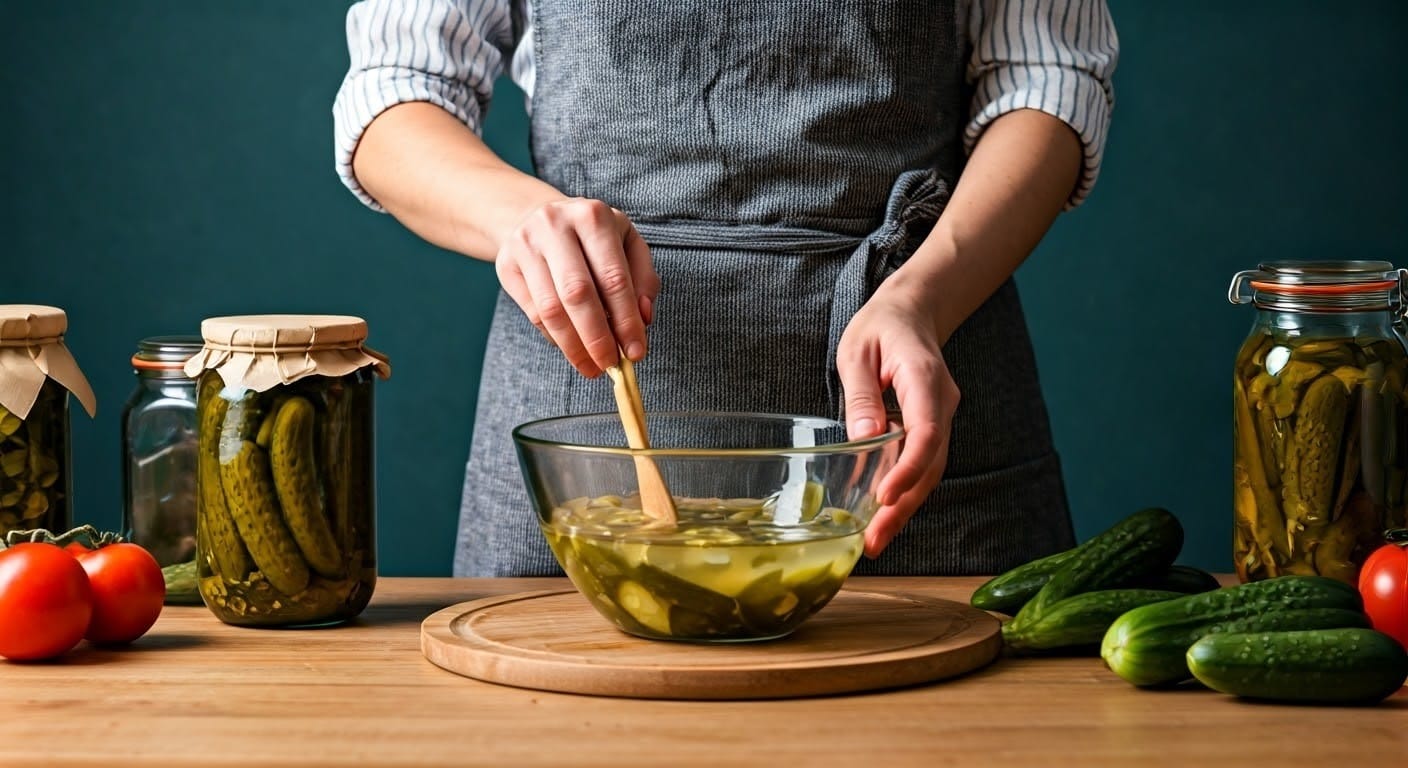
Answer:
1, 524, 124, 551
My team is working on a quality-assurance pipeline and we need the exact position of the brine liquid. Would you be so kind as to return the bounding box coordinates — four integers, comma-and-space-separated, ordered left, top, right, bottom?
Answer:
543, 494, 864, 641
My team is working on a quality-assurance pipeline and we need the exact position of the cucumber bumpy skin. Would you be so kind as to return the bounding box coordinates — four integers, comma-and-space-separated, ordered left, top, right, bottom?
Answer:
1002, 589, 1183, 654
1012, 508, 1184, 630
219, 439, 311, 596
1100, 576, 1366, 687
971, 547, 1080, 614
1283, 374, 1350, 547
1188, 628, 1408, 705
197, 376, 252, 580
269, 397, 344, 578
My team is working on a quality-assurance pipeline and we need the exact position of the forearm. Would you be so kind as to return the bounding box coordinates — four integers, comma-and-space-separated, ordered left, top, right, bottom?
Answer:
352, 102, 566, 261
894, 109, 1083, 342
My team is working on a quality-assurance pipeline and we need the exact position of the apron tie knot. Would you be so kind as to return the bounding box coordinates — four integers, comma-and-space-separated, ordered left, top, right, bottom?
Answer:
826, 168, 953, 421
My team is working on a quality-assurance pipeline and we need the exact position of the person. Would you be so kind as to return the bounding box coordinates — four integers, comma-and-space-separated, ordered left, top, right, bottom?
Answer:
332, 0, 1118, 577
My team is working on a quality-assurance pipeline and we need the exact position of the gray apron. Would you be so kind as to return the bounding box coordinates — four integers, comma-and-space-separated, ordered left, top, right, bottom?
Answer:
454, 0, 1076, 577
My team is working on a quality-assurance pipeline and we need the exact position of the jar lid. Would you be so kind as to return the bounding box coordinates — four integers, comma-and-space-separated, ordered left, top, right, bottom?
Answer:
0, 304, 68, 343
132, 335, 206, 372
182, 314, 391, 392
0, 305, 98, 419
197, 314, 371, 351
1228, 260, 1405, 313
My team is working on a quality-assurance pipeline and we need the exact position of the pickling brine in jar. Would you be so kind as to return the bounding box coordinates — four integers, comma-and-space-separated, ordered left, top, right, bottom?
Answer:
184, 315, 390, 627
1228, 262, 1408, 584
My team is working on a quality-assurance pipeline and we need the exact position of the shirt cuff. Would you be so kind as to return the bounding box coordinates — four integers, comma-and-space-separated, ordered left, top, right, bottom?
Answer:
332, 67, 485, 213
964, 65, 1113, 210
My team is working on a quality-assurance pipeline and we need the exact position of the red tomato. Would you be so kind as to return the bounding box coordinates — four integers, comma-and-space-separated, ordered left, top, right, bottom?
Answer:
78, 543, 165, 645
0, 543, 93, 661
1358, 539, 1408, 650
62, 542, 91, 557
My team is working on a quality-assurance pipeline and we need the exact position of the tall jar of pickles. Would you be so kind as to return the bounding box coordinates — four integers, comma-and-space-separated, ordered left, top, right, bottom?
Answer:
0, 305, 97, 536
184, 315, 390, 627
1229, 261, 1408, 584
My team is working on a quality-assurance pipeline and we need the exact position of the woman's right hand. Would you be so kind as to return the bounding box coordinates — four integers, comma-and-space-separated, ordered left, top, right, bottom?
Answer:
494, 198, 660, 378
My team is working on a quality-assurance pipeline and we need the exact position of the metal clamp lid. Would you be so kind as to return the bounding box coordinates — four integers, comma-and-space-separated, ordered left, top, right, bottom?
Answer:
1227, 260, 1407, 315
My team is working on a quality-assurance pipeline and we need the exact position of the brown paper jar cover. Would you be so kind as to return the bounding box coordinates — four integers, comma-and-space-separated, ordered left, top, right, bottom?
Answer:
182, 314, 391, 391
0, 305, 97, 419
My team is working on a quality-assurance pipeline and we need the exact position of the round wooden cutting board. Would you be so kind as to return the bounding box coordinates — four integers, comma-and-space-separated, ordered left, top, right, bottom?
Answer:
420, 589, 1001, 700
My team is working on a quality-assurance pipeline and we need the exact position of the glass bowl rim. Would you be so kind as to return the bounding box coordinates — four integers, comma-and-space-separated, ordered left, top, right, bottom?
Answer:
511, 410, 904, 458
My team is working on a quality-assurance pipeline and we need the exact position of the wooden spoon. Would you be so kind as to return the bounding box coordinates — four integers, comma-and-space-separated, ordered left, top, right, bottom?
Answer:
605, 347, 678, 524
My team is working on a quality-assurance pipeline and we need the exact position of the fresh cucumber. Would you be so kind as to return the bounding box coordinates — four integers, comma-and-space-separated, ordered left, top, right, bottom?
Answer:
1145, 565, 1221, 594
970, 547, 1080, 614
1012, 508, 1184, 629
973, 559, 1217, 616
1101, 575, 1366, 687
1188, 628, 1408, 705
1002, 589, 1182, 654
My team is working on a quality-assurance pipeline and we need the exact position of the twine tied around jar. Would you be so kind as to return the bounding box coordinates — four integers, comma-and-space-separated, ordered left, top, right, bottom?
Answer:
183, 315, 391, 393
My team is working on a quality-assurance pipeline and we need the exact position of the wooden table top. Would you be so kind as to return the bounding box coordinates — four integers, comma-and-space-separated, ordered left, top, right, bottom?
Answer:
2, 577, 1402, 767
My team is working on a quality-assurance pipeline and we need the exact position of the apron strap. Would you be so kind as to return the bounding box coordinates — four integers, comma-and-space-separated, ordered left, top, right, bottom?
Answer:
633, 221, 863, 254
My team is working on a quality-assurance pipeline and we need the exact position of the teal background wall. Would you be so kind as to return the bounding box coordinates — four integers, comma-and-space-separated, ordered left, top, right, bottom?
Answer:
3, 2, 1405, 575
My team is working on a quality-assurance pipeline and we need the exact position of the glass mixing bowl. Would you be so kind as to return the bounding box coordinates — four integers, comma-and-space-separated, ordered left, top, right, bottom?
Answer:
513, 412, 902, 642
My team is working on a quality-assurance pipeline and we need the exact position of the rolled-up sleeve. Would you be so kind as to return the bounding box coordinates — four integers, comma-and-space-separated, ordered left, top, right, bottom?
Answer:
332, 0, 513, 211
964, 0, 1119, 208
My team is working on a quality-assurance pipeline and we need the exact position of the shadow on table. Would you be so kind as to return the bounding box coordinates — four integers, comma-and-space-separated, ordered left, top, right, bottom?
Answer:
348, 594, 499, 629
4, 634, 212, 667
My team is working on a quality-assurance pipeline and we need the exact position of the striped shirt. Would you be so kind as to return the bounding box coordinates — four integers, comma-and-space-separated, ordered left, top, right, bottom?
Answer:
333, 0, 1118, 212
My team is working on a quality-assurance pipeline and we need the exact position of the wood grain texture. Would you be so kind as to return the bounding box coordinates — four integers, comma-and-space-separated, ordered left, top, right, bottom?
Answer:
1, 577, 1404, 768
420, 589, 1001, 699
605, 353, 677, 522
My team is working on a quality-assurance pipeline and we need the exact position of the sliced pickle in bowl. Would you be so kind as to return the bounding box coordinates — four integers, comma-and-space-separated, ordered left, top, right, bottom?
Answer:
542, 492, 865, 642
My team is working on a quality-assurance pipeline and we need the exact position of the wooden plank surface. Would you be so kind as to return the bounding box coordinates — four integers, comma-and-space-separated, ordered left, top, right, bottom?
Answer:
1, 577, 1403, 767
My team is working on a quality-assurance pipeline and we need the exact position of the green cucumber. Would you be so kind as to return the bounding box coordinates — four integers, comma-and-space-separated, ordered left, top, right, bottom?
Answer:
973, 558, 1217, 616
1012, 508, 1184, 628
1002, 589, 1183, 654
970, 547, 1080, 614
1101, 576, 1366, 687
1145, 565, 1221, 594
1188, 628, 1408, 705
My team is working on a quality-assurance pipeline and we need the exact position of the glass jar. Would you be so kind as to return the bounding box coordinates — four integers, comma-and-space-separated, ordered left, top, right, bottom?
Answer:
0, 305, 96, 537
186, 315, 390, 627
1228, 261, 1408, 584
122, 336, 204, 604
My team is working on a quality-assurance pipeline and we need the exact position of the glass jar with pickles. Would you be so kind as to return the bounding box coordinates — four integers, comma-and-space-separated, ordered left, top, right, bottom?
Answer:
0, 305, 97, 537
184, 315, 390, 627
1229, 261, 1408, 584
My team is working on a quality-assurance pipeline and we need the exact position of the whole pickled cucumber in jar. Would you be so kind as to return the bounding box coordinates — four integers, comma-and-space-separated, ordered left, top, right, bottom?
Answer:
0, 306, 97, 537
186, 315, 390, 628
1229, 262, 1408, 584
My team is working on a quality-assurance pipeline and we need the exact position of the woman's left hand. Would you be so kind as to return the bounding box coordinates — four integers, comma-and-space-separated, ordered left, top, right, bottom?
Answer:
837, 279, 960, 559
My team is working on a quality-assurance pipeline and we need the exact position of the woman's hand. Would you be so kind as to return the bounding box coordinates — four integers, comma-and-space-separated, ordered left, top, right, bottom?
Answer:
837, 279, 960, 559
352, 104, 661, 377
494, 198, 661, 377
836, 109, 1085, 559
